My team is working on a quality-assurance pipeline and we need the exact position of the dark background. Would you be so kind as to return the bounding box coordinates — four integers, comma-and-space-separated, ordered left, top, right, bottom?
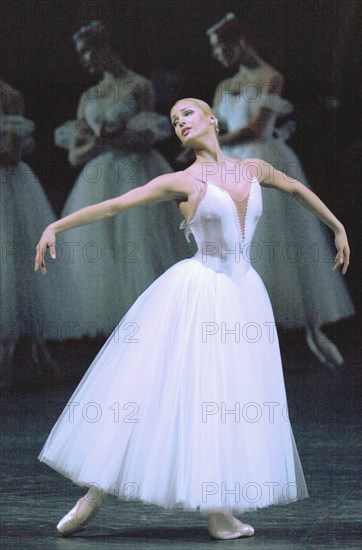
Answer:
1, 0, 361, 308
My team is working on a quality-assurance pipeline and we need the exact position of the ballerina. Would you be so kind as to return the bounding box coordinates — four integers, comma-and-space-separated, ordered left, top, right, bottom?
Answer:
35, 98, 349, 540
0, 80, 61, 387
207, 12, 354, 367
56, 21, 188, 337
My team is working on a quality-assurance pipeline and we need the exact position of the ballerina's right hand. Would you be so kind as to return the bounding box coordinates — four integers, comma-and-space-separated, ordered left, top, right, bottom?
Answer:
333, 228, 350, 275
34, 227, 56, 274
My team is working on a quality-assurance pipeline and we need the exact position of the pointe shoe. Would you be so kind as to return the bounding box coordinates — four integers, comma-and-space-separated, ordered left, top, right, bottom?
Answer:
313, 330, 344, 366
56, 497, 102, 536
208, 517, 255, 540
306, 328, 344, 367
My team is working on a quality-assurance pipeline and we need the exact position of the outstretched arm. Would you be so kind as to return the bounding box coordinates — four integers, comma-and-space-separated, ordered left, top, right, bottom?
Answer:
249, 159, 350, 274
35, 173, 186, 273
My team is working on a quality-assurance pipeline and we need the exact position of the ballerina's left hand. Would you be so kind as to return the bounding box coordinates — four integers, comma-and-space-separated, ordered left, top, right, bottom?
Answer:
333, 228, 350, 274
34, 226, 56, 274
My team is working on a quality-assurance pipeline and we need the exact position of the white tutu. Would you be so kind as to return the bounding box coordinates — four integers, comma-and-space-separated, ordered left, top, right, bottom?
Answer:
214, 65, 354, 328
0, 161, 54, 341
39, 180, 308, 513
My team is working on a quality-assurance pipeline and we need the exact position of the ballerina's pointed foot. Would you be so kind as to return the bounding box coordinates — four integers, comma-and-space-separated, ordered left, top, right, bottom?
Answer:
208, 515, 255, 540
306, 328, 344, 367
56, 495, 104, 536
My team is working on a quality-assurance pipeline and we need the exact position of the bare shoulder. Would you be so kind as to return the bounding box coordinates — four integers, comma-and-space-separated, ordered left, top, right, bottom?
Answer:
259, 63, 282, 78
1, 81, 24, 115
77, 87, 96, 117
269, 70, 284, 94
212, 75, 237, 107
146, 171, 193, 199
261, 65, 284, 93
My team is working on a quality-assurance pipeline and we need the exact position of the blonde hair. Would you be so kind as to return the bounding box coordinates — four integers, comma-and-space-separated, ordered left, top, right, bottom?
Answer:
170, 98, 220, 134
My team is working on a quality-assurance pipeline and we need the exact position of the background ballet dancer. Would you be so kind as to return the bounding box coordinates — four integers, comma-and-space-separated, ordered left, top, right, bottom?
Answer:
207, 13, 354, 368
55, 20, 189, 338
0, 80, 60, 387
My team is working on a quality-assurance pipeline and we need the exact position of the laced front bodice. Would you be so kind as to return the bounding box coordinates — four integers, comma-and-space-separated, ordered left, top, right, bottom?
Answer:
180, 178, 262, 279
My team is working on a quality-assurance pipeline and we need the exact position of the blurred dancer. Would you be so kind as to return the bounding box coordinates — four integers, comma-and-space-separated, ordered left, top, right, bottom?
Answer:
0, 80, 58, 387
208, 13, 354, 367
56, 21, 188, 337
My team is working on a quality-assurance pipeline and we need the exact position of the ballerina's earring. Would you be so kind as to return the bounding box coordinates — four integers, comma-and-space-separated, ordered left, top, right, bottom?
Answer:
214, 118, 220, 134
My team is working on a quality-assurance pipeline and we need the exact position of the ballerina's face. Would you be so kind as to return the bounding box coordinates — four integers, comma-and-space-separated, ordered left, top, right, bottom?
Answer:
75, 38, 103, 74
170, 101, 216, 144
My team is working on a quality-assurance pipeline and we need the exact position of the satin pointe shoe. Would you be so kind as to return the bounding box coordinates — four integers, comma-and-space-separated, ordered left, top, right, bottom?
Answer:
56, 496, 102, 536
208, 515, 255, 540
305, 328, 344, 367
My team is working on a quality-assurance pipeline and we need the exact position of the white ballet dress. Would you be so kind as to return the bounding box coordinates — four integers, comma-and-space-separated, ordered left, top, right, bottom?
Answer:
39, 177, 308, 513
213, 65, 354, 329
56, 74, 189, 338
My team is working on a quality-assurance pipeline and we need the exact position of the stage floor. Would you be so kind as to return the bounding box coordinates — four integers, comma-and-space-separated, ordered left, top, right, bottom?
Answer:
1, 320, 361, 549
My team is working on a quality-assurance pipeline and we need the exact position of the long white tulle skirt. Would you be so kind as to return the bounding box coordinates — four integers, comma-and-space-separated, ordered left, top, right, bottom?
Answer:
0, 162, 79, 342
39, 259, 308, 513
223, 138, 354, 328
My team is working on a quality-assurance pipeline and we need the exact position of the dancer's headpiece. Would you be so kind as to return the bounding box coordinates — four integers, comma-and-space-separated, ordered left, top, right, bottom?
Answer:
73, 20, 109, 46
206, 12, 236, 37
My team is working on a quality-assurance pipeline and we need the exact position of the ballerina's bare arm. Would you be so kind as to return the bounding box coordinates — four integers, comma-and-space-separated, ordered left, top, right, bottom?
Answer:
248, 158, 350, 274
68, 93, 101, 166
34, 172, 188, 274
68, 132, 100, 166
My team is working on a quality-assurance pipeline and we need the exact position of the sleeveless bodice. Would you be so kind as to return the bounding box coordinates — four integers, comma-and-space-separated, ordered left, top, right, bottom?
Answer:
83, 90, 138, 137
218, 94, 277, 140
81, 71, 149, 137
181, 178, 262, 279
0, 95, 35, 159
213, 66, 294, 141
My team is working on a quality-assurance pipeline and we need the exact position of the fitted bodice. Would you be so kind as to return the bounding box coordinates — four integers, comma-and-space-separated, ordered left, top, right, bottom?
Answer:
181, 178, 262, 278
213, 66, 293, 141
0, 82, 35, 159
80, 71, 152, 137
218, 94, 277, 139
83, 88, 139, 137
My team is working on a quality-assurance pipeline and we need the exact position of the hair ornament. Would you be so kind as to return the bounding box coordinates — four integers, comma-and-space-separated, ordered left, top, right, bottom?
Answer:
206, 12, 236, 37
73, 20, 107, 43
